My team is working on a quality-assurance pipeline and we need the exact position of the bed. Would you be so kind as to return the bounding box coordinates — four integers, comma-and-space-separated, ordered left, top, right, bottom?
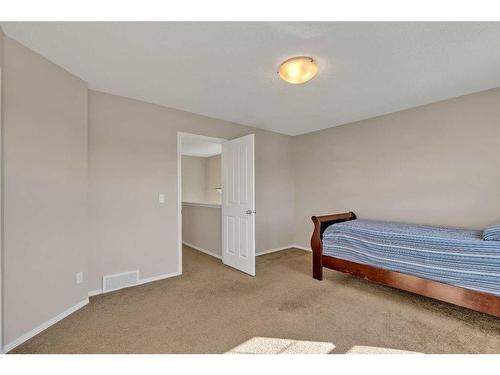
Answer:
311, 212, 500, 317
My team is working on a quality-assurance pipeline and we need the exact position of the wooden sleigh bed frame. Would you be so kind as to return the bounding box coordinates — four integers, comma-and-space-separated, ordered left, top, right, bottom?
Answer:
311, 212, 500, 317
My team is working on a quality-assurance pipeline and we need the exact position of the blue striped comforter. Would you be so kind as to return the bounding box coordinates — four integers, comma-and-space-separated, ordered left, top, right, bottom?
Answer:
322, 219, 500, 296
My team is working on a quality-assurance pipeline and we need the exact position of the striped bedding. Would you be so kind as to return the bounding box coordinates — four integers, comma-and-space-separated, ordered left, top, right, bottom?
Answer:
322, 219, 500, 296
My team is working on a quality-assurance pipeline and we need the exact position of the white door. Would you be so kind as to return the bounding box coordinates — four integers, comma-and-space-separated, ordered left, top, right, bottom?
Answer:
222, 134, 255, 276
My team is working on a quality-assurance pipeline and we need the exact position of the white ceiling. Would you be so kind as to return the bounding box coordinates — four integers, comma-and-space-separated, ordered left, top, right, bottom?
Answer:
181, 136, 222, 157
3, 22, 500, 136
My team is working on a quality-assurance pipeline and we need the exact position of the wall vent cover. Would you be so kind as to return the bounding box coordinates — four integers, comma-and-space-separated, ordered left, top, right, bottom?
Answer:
102, 270, 139, 293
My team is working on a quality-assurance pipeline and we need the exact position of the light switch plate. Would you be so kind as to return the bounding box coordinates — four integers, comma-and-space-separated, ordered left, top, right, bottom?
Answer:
76, 272, 83, 284
159, 193, 165, 203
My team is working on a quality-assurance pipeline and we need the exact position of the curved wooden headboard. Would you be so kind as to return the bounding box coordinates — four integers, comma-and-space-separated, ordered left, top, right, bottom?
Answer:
310, 211, 356, 280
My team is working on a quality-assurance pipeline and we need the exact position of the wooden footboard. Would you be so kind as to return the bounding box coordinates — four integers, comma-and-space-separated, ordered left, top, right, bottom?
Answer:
310, 212, 500, 317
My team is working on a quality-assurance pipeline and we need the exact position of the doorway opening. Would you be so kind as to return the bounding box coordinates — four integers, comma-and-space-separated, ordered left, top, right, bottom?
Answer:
177, 132, 256, 276
179, 133, 224, 269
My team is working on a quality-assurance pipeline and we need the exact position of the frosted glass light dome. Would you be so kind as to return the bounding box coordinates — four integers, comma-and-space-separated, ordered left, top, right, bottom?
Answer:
278, 56, 318, 84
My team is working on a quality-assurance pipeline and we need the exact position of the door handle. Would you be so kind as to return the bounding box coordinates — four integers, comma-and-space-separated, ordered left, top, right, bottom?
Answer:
245, 210, 256, 214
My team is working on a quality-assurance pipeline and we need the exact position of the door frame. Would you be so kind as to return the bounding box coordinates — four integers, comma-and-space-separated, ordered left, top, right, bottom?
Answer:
176, 132, 227, 275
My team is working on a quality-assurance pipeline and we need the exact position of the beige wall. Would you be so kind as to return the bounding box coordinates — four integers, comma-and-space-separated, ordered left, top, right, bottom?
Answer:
293, 88, 500, 248
182, 154, 221, 205
89, 90, 295, 291
205, 154, 222, 204
182, 205, 222, 257
182, 156, 207, 203
2, 37, 89, 344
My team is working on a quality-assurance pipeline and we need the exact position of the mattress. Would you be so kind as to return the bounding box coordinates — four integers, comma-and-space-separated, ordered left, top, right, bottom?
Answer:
322, 219, 500, 296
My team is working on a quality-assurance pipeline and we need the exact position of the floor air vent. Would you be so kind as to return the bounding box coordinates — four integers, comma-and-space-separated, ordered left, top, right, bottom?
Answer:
102, 270, 139, 293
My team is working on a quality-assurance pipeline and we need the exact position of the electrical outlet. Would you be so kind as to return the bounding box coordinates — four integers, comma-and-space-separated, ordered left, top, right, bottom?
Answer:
76, 272, 84, 284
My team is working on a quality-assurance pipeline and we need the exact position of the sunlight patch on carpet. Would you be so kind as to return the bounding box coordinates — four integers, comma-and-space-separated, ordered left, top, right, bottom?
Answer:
346, 345, 422, 354
226, 337, 335, 354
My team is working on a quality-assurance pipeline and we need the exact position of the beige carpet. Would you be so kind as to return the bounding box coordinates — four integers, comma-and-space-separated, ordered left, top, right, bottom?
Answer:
10, 246, 500, 354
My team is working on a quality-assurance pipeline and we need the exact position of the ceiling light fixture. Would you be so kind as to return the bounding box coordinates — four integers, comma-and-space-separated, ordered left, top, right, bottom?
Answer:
278, 56, 318, 84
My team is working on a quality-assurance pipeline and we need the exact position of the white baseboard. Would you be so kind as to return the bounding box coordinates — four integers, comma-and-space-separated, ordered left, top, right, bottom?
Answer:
183, 242, 310, 258
257, 244, 311, 256
183, 241, 310, 260
183, 241, 222, 259
292, 244, 311, 252
88, 271, 181, 298
88, 288, 103, 297
2, 298, 89, 354
137, 271, 181, 286
256, 245, 293, 256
